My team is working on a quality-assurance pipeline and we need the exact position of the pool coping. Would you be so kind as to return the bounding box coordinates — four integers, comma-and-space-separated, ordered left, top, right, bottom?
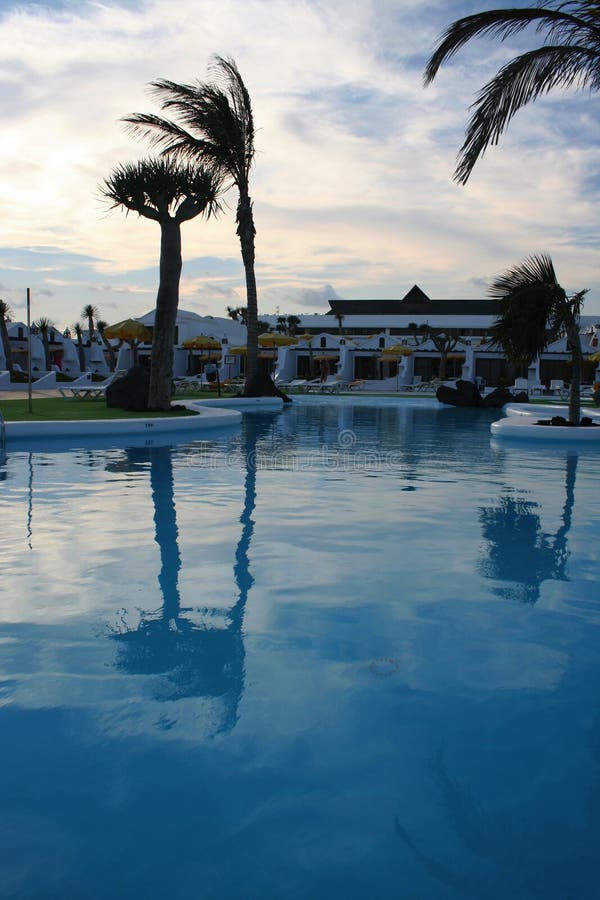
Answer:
4, 403, 241, 439
3, 395, 287, 441
493, 403, 600, 442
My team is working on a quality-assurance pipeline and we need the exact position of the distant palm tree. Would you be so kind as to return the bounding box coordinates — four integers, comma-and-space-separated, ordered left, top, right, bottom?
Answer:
0, 299, 14, 373
33, 316, 55, 371
424, 1, 600, 183
489, 253, 587, 424
97, 320, 117, 372
123, 56, 266, 396
100, 158, 222, 409
227, 305, 247, 324
73, 322, 87, 372
81, 304, 99, 342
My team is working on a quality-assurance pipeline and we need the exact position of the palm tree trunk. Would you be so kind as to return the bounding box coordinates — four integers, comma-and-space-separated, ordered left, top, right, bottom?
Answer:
41, 331, 51, 371
439, 352, 447, 381
237, 191, 260, 396
148, 218, 182, 410
100, 334, 116, 372
76, 333, 86, 372
566, 320, 582, 425
0, 317, 13, 372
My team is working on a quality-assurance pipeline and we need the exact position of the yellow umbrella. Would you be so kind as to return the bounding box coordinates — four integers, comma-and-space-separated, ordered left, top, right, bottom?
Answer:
587, 351, 600, 363
229, 346, 247, 355
382, 344, 413, 357
103, 319, 152, 342
258, 333, 298, 347
182, 335, 221, 350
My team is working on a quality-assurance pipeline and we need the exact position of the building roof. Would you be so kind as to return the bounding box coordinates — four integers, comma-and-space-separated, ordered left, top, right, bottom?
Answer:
328, 285, 499, 317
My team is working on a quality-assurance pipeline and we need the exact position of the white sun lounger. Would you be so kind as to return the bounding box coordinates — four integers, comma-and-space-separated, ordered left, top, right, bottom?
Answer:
59, 371, 124, 400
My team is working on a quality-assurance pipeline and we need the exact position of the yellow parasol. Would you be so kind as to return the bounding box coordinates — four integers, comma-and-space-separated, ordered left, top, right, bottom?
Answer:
103, 319, 152, 342
587, 351, 600, 364
182, 335, 221, 350
258, 333, 298, 347
381, 344, 413, 358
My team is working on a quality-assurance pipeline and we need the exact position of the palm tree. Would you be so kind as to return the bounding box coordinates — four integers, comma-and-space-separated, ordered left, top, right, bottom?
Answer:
0, 299, 14, 373
81, 304, 99, 343
97, 320, 117, 372
123, 56, 266, 396
73, 322, 87, 372
227, 305, 247, 324
489, 253, 587, 424
424, 1, 600, 183
33, 316, 55, 371
100, 158, 222, 410
275, 314, 301, 336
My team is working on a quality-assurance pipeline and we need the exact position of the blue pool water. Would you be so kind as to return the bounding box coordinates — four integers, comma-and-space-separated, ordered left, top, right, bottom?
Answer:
1, 397, 600, 899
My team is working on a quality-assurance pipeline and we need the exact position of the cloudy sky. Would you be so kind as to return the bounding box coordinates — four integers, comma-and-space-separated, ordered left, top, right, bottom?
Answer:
0, 0, 599, 330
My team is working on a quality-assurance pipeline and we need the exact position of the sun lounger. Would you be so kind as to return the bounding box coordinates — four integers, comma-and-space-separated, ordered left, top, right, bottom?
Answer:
59, 370, 124, 400
172, 376, 203, 395
304, 379, 324, 393
549, 379, 567, 398
315, 375, 346, 393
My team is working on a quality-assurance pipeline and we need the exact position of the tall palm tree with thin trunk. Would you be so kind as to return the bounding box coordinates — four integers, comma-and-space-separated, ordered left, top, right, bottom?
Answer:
81, 304, 99, 342
123, 56, 267, 397
489, 253, 587, 424
97, 320, 117, 372
0, 299, 14, 373
33, 317, 55, 371
73, 322, 87, 373
424, 1, 600, 184
100, 158, 222, 410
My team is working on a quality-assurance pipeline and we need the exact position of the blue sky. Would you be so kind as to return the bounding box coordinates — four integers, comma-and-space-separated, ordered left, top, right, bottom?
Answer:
0, 0, 599, 330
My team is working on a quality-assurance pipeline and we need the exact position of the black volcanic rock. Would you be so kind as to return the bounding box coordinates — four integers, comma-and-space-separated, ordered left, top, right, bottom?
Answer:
106, 365, 150, 411
436, 379, 529, 409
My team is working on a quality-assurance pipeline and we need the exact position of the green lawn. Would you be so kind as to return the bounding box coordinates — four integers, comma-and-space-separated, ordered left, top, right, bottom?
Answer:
0, 397, 206, 423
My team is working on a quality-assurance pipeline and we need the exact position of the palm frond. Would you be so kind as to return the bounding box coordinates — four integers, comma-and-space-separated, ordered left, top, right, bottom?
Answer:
424, 3, 599, 84
455, 43, 600, 182
488, 252, 559, 299
143, 57, 255, 190
0, 299, 13, 320
99, 158, 223, 220
488, 253, 570, 364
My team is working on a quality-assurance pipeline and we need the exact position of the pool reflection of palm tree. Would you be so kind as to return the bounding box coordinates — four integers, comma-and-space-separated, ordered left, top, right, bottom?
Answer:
478, 455, 577, 604
111, 422, 262, 733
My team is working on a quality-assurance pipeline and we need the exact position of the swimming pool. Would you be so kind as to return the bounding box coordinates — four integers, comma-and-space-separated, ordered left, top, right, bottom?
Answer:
1, 397, 599, 899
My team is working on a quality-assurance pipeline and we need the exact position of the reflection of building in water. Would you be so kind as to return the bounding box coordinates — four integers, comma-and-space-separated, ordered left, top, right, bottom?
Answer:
111, 423, 260, 735
478, 455, 576, 604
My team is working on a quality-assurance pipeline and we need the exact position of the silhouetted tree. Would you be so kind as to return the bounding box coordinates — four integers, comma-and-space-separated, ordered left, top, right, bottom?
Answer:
100, 158, 222, 409
489, 253, 587, 424
0, 299, 14, 373
124, 56, 268, 396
